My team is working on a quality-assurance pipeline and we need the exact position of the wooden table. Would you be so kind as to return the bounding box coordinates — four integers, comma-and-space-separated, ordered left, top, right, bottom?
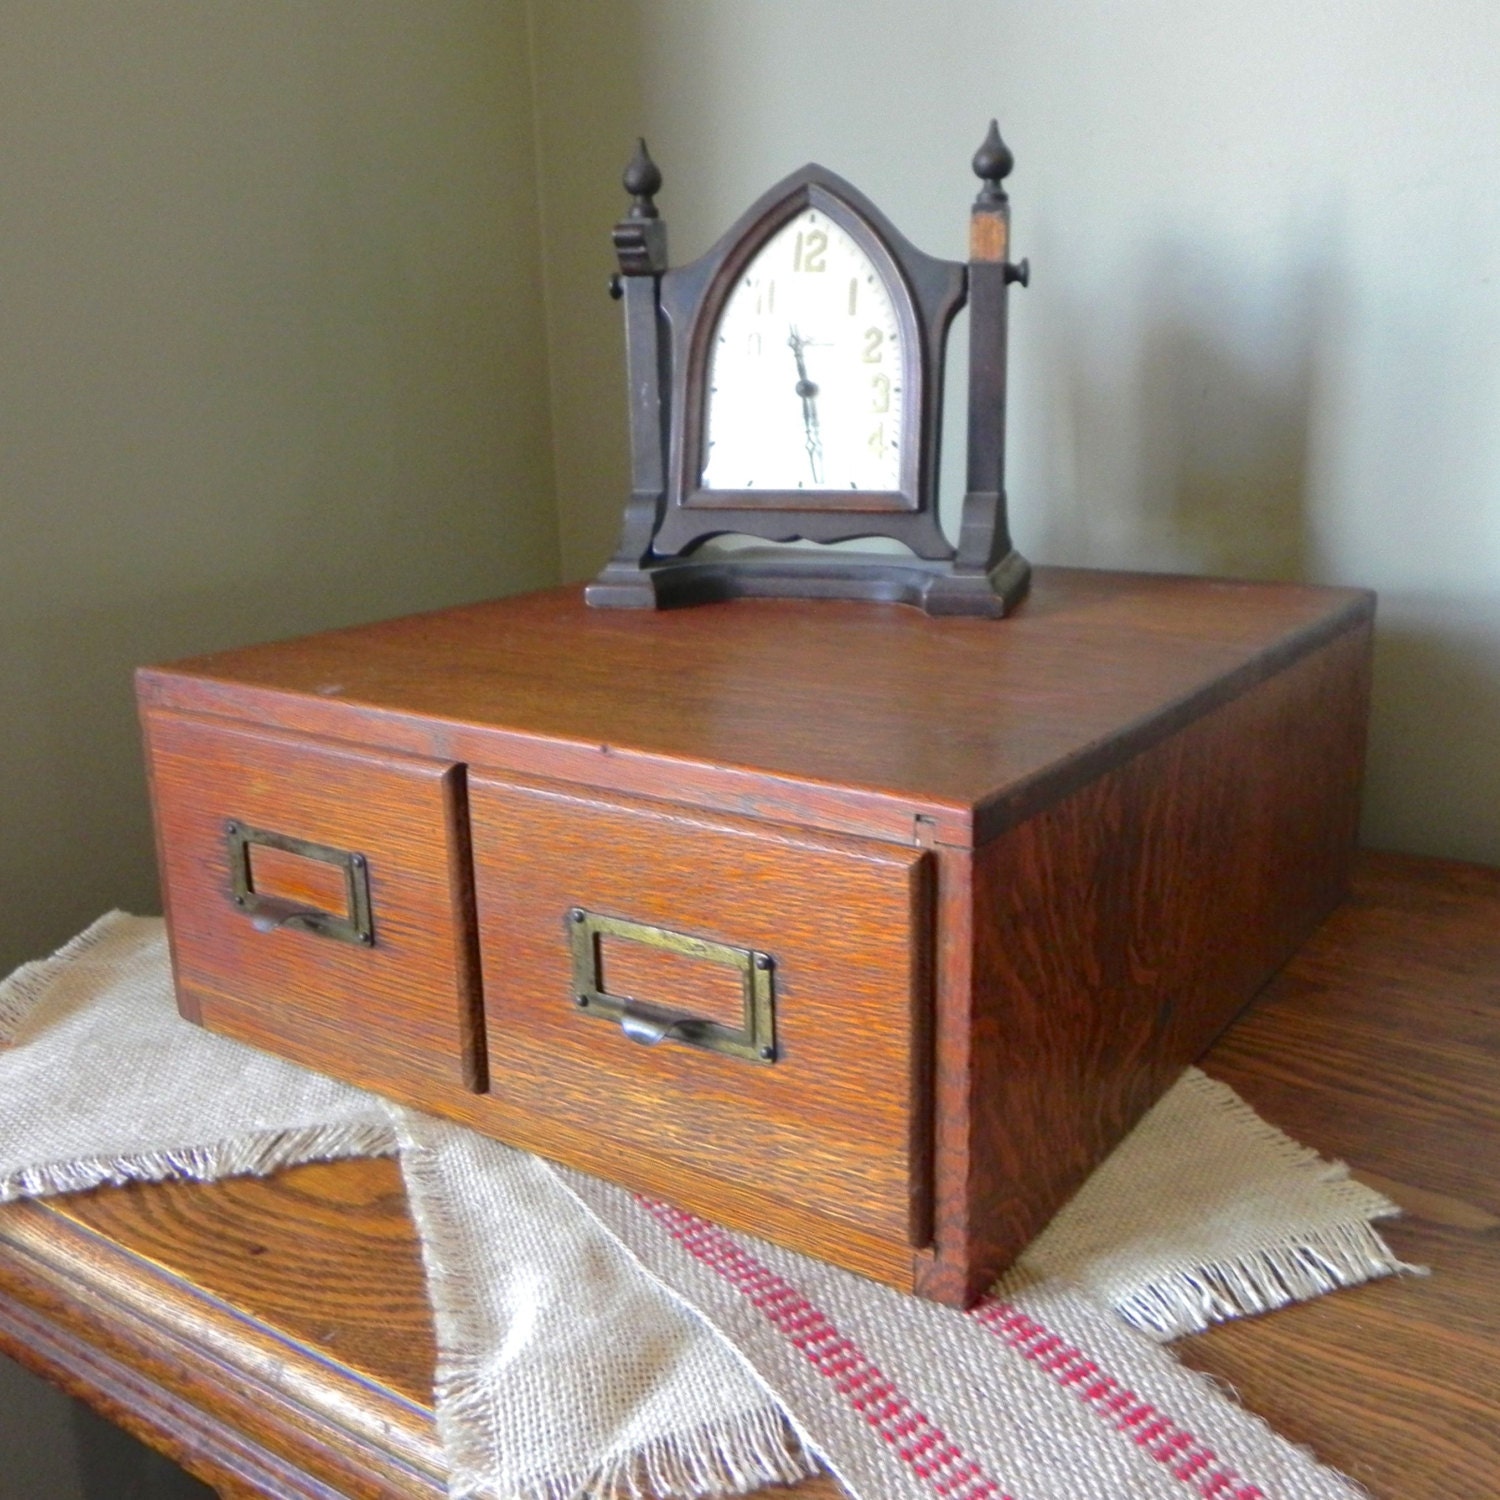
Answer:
0, 851, 1495, 1499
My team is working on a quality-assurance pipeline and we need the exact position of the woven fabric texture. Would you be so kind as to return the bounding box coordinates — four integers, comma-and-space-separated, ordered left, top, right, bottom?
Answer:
0, 913, 393, 1200
0, 914, 1409, 1499
569, 1175, 1376, 1500
1013, 1067, 1407, 1339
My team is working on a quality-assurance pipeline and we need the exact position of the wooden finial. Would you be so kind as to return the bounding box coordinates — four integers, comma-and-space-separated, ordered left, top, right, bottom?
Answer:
623, 139, 662, 219
972, 119, 1014, 203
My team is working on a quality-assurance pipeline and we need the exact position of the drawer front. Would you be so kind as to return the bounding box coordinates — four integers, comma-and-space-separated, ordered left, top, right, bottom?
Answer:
144, 710, 483, 1095
469, 774, 932, 1255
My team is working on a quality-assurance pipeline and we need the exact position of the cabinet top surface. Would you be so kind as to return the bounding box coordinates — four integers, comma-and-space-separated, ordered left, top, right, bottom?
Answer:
139, 567, 1371, 841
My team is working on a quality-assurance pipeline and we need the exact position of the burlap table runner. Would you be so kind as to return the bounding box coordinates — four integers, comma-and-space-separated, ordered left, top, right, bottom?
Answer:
1, 914, 1411, 1499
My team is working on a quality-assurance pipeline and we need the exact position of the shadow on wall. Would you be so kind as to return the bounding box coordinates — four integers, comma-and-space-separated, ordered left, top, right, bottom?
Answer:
1365, 607, 1500, 864
1144, 320, 1314, 584
1029, 225, 1500, 867
524, 4, 646, 581
1034, 238, 1330, 585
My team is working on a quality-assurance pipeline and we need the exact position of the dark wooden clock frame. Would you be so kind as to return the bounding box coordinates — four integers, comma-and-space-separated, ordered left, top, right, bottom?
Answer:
587, 123, 1034, 617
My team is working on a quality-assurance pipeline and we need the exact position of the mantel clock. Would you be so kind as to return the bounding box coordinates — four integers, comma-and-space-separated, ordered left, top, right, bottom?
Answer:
588, 122, 1032, 617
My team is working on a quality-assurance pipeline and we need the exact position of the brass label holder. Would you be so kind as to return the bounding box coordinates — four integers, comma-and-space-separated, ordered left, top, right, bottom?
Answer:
567, 908, 776, 1064
226, 821, 375, 947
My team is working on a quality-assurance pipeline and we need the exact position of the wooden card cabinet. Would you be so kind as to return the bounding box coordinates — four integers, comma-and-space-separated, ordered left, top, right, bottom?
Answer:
137, 568, 1374, 1307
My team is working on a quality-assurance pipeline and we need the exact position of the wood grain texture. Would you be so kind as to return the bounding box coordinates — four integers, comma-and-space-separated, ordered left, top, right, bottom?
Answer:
598, 930, 749, 1032
0, 852, 1494, 1498
1180, 851, 1500, 1500
468, 773, 931, 1282
136, 568, 1372, 848
145, 710, 487, 1095
248, 843, 351, 915
0, 1161, 443, 1498
136, 571, 1372, 1304
923, 620, 1372, 1303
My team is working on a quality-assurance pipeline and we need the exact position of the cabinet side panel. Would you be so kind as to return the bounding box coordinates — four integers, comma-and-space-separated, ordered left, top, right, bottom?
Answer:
952, 620, 1372, 1299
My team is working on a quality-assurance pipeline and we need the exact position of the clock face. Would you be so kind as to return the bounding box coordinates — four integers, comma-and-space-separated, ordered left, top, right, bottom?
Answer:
699, 208, 905, 494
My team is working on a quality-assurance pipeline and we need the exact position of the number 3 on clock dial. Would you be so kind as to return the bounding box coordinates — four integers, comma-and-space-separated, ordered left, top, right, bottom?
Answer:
701, 207, 904, 493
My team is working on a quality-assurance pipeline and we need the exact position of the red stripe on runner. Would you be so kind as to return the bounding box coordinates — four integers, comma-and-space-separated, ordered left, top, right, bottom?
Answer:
970, 1300, 1268, 1500
636, 1197, 1014, 1500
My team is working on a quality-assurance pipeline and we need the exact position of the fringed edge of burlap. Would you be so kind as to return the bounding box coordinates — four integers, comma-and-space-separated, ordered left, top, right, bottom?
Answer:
1101, 1071, 1427, 1339
0, 910, 139, 1045
0, 1120, 398, 1204
492, 1406, 822, 1500
1112, 1217, 1426, 1340
394, 1120, 821, 1500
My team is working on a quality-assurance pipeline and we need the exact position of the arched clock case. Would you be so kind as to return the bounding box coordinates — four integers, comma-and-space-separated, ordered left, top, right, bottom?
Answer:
588, 125, 1033, 617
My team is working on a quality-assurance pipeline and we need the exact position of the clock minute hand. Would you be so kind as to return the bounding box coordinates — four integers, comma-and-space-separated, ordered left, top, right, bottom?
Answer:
787, 326, 824, 485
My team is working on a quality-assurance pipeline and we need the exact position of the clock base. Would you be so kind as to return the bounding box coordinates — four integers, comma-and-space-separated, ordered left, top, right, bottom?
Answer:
585, 547, 1032, 617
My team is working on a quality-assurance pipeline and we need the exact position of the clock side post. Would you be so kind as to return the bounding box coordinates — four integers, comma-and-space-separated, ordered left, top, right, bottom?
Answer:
925, 121, 1032, 618
587, 141, 671, 608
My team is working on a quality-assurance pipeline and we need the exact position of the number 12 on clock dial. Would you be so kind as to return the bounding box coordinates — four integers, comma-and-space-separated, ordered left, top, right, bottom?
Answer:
700, 208, 904, 494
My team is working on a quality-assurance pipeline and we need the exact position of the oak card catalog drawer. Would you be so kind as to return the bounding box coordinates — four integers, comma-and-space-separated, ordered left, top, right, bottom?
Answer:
144, 711, 484, 1096
468, 773, 932, 1283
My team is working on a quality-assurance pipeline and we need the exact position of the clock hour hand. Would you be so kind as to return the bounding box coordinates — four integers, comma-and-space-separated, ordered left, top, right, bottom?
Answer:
787, 326, 824, 485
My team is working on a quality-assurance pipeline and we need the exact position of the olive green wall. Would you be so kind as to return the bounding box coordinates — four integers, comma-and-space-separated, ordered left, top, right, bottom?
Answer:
530, 0, 1500, 868
0, 6, 556, 1489
0, 2, 558, 983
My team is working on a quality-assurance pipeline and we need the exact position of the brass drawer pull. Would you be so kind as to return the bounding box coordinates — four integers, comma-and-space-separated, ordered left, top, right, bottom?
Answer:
225, 821, 376, 948
567, 908, 776, 1064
